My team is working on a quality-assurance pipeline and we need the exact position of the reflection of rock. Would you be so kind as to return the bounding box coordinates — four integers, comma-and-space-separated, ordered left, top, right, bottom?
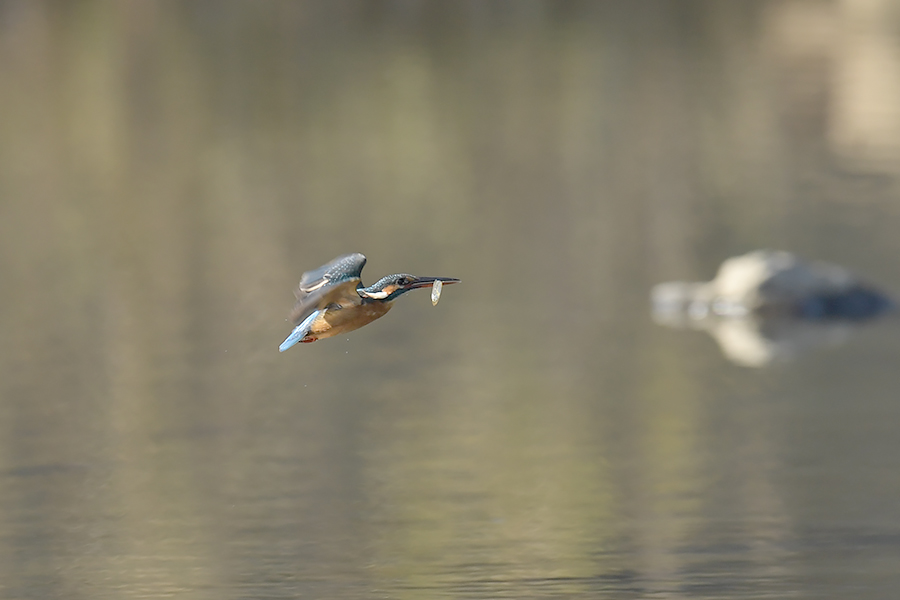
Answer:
652, 250, 895, 367
670, 315, 857, 368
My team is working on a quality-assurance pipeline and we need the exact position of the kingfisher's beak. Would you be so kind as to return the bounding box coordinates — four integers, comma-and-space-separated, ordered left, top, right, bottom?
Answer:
407, 276, 461, 289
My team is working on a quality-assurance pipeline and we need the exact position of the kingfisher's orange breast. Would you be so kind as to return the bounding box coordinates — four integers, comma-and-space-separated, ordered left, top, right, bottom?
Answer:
308, 302, 393, 340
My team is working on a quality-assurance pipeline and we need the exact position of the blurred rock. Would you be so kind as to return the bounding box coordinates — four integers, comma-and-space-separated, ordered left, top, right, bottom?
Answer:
652, 250, 895, 366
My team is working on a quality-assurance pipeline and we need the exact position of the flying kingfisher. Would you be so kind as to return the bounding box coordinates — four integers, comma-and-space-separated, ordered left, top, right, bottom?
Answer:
279, 253, 460, 351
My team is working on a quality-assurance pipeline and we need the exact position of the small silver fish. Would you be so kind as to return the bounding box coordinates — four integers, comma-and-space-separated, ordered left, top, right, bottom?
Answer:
431, 279, 443, 306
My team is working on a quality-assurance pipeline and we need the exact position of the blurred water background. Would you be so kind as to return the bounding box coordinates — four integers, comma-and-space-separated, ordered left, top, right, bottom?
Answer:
2, 1, 900, 598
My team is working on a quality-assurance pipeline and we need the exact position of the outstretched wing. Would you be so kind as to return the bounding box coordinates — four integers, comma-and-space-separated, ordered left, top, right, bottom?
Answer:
288, 253, 367, 325
296, 253, 366, 296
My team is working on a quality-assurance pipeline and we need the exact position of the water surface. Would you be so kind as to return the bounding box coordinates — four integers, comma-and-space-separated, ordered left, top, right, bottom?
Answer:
2, 2, 900, 598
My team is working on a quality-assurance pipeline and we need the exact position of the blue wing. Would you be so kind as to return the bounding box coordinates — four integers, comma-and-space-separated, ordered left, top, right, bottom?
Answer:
297, 253, 366, 295
289, 253, 366, 325
281, 253, 368, 352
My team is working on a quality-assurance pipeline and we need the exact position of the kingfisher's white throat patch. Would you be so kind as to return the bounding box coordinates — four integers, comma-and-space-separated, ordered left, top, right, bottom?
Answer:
360, 289, 389, 299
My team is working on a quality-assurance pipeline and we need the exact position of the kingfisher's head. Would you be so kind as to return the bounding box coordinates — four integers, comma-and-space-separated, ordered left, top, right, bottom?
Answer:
357, 274, 460, 302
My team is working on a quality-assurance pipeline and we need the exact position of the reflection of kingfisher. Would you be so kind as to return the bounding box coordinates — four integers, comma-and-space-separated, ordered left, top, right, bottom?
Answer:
279, 253, 460, 351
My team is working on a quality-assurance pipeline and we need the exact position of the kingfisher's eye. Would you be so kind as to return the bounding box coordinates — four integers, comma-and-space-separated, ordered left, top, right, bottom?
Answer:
397, 277, 410, 286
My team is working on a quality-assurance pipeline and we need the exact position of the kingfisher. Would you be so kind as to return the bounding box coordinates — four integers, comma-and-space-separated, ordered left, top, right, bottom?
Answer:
279, 253, 460, 351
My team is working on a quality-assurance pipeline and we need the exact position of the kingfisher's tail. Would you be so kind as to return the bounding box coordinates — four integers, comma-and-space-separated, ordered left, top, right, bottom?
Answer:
279, 311, 320, 352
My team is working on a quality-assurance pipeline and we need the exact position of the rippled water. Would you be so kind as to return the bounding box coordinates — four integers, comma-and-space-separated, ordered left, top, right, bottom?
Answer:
2, 2, 900, 598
